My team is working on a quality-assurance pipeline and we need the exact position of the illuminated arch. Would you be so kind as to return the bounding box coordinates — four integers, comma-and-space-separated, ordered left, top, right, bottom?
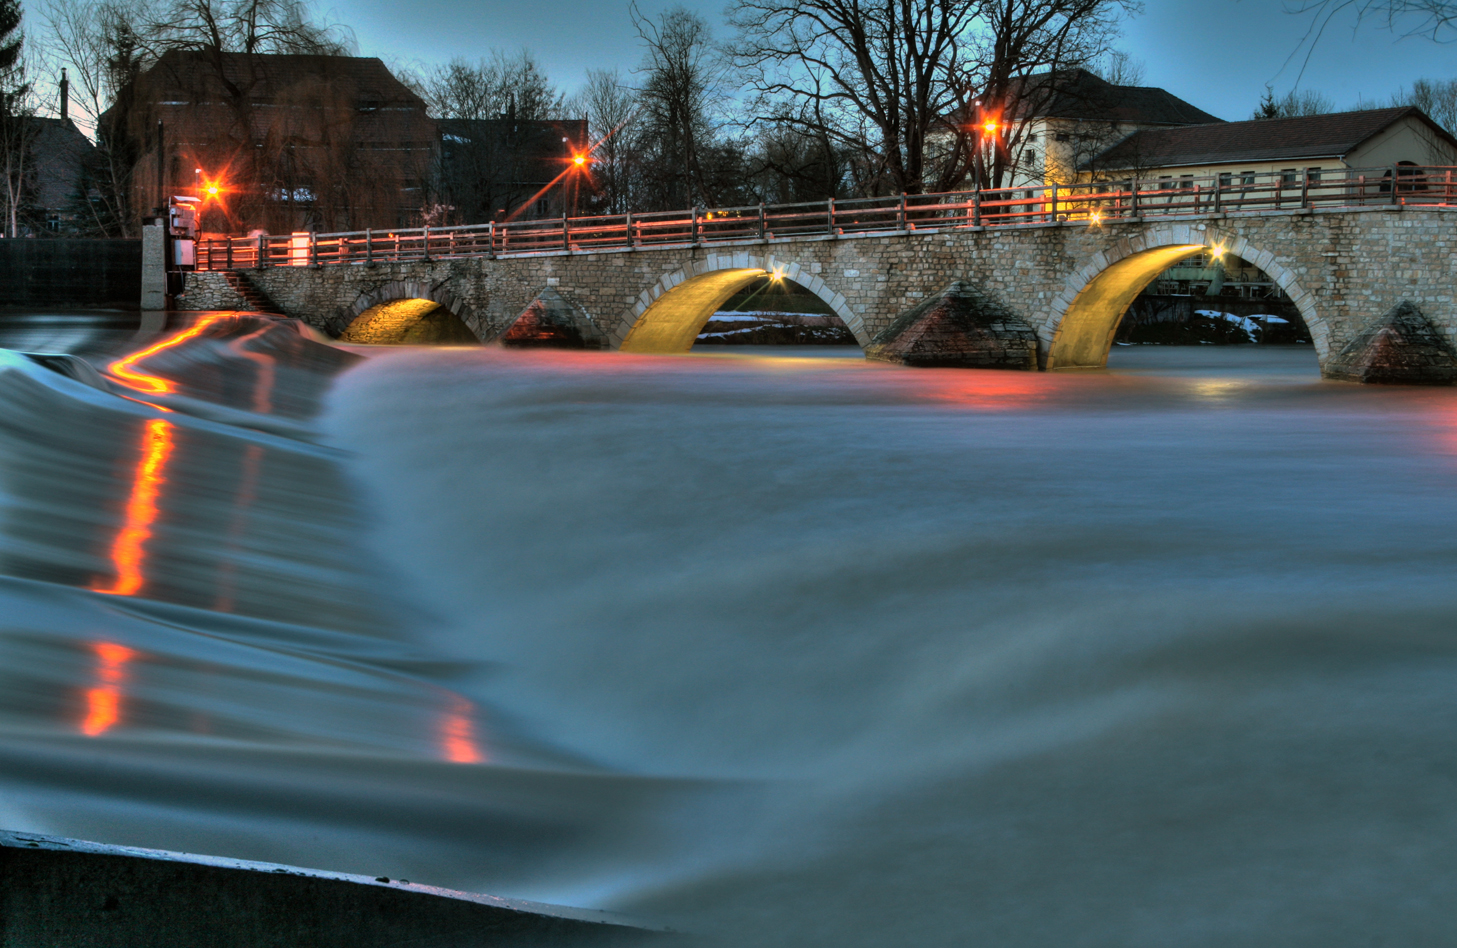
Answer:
612, 252, 869, 353
1041, 225, 1327, 369
339, 281, 480, 343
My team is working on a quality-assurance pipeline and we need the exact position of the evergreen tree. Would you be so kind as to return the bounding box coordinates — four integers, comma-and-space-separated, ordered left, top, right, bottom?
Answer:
0, 0, 35, 237
1253, 88, 1281, 121
0, 0, 20, 77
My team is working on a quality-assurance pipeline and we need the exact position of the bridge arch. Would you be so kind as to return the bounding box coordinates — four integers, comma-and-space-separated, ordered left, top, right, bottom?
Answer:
612, 251, 869, 352
1042, 225, 1327, 369
338, 281, 479, 344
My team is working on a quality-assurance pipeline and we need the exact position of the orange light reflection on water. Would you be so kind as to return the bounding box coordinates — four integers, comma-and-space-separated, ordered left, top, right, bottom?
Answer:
109, 314, 229, 395
92, 418, 175, 597
81, 642, 136, 736
441, 695, 485, 764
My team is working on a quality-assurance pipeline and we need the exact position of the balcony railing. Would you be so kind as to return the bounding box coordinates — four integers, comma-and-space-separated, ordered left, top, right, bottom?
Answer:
195, 164, 1457, 271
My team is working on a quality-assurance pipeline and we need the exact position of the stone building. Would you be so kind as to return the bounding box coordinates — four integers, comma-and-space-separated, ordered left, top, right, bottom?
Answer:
104, 50, 438, 234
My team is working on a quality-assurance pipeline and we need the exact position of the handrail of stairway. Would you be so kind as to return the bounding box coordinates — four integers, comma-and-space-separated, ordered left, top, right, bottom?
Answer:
194, 164, 1457, 271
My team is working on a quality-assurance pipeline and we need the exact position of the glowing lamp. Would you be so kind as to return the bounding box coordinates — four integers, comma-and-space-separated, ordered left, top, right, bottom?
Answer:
573, 153, 587, 167
982, 120, 999, 136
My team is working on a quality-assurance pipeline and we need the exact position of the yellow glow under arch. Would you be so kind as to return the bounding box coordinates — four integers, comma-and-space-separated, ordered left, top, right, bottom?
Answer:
618, 268, 768, 353
1046, 244, 1206, 370
339, 299, 477, 345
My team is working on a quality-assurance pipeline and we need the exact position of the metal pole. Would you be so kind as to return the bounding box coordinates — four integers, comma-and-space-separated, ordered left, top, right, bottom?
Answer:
226, 239, 232, 271
691, 206, 699, 244
898, 193, 907, 231
1049, 184, 1057, 223
365, 228, 372, 265
1300, 173, 1309, 209
422, 224, 431, 261
309, 230, 317, 267
561, 214, 569, 251
258, 234, 266, 270
1130, 180, 1139, 217
626, 212, 635, 248
972, 188, 981, 227
757, 204, 766, 240
827, 198, 835, 235
1391, 164, 1399, 205
1213, 178, 1222, 213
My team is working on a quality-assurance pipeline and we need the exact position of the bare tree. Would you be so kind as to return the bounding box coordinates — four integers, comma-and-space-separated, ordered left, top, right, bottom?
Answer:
1290, 0, 1457, 46
632, 3, 724, 208
423, 49, 563, 121
0, 0, 38, 236
1093, 49, 1144, 86
575, 67, 638, 213
730, 0, 1131, 196
1390, 77, 1457, 131
39, 0, 145, 234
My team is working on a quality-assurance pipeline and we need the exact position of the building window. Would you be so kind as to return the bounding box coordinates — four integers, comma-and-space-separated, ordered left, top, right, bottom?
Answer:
1240, 171, 1256, 185
1026, 133, 1038, 143
1179, 175, 1194, 189
1055, 132, 1070, 142
1306, 167, 1322, 182
1281, 168, 1298, 185
1218, 172, 1232, 187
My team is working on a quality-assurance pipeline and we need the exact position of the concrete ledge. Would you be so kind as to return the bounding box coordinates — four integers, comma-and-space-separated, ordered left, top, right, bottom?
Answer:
0, 830, 676, 947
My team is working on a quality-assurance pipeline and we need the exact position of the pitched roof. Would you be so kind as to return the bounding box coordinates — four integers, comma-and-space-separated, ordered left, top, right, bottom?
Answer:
144, 49, 425, 109
1008, 69, 1223, 126
1087, 107, 1457, 169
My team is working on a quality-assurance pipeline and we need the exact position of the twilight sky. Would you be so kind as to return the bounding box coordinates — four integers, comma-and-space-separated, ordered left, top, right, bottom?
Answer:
331, 0, 1457, 122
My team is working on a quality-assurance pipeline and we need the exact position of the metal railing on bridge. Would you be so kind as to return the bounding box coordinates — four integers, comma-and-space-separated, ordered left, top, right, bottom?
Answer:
195, 164, 1457, 271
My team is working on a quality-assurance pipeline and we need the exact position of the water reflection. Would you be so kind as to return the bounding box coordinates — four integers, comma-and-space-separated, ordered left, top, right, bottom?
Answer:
80, 641, 135, 737
91, 418, 175, 597
108, 313, 230, 395
440, 693, 485, 764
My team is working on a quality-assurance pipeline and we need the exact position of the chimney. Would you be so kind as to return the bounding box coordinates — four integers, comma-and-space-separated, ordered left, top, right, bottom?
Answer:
60, 68, 69, 122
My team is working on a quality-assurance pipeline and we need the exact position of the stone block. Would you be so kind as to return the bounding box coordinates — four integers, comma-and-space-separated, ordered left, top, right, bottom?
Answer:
1323, 300, 1457, 385
865, 280, 1039, 371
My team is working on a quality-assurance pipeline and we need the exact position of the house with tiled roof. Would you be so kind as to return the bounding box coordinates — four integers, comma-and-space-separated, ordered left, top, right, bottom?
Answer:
1083, 107, 1457, 185
990, 69, 1224, 187
104, 50, 438, 234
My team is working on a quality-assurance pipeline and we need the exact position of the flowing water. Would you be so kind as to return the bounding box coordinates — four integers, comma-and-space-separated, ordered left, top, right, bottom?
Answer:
1, 311, 1455, 946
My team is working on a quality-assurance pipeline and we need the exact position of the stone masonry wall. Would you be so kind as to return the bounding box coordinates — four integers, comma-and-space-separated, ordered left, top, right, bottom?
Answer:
181, 205, 1457, 373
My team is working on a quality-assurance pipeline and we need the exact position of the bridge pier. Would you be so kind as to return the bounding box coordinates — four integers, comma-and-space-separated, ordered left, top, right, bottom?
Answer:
177, 207, 1457, 384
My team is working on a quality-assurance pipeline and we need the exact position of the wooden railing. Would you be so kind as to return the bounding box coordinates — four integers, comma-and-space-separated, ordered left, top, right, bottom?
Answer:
195, 165, 1457, 271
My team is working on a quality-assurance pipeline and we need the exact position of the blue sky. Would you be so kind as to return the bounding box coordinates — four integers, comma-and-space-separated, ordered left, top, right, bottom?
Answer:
334, 0, 1454, 121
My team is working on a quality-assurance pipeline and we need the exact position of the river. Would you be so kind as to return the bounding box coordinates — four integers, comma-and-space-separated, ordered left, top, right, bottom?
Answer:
0, 311, 1453, 946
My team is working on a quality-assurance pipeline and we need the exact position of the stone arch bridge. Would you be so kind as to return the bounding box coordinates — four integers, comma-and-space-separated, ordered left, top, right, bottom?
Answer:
182, 206, 1457, 380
